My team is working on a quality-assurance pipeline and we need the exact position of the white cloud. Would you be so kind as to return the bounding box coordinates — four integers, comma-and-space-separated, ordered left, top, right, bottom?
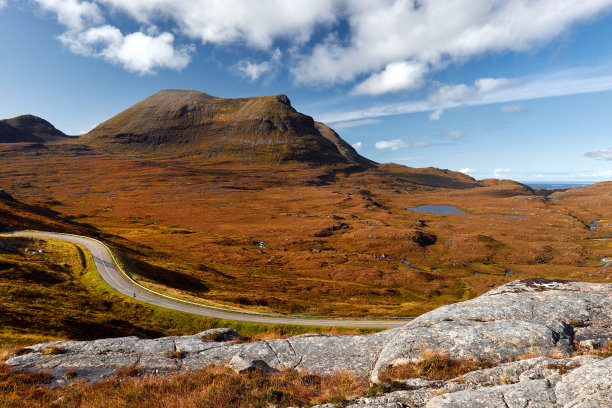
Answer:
475, 77, 518, 93
352, 141, 362, 151
236, 48, 282, 81
292, 0, 612, 89
429, 84, 473, 104
375, 139, 410, 151
318, 67, 612, 124
501, 104, 525, 113
98, 0, 339, 49
428, 108, 443, 121
413, 141, 430, 147
585, 149, 612, 160
351, 61, 425, 95
35, 0, 193, 75
333, 118, 381, 129
32, 1, 612, 82
459, 168, 474, 174
36, 0, 102, 30
493, 168, 512, 178
60, 25, 192, 74
0, 0, 7, 9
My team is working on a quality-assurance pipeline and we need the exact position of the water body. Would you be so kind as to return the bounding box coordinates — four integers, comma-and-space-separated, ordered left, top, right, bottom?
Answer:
408, 205, 465, 215
523, 181, 596, 189
599, 257, 612, 268
589, 220, 601, 231
549, 198, 560, 201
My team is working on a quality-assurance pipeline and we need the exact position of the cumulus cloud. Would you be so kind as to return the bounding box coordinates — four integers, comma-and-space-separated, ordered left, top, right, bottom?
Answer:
35, 0, 192, 74
459, 168, 474, 174
375, 139, 410, 151
292, 0, 612, 88
236, 48, 282, 81
351, 61, 425, 95
333, 118, 381, 129
428, 109, 443, 121
585, 149, 612, 160
501, 104, 525, 113
31, 0, 612, 82
98, 0, 339, 49
351, 141, 362, 151
36, 0, 102, 30
60, 26, 192, 74
0, 0, 7, 9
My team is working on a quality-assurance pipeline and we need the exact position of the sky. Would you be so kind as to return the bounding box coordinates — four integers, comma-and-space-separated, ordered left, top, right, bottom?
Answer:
2, 1, 612, 182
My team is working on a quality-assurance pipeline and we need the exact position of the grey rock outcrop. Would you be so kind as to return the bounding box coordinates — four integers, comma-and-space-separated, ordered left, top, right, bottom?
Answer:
329, 355, 609, 408
6, 328, 395, 384
371, 278, 612, 382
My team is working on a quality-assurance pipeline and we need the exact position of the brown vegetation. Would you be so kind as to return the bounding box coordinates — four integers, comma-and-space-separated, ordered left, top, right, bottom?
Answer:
379, 353, 494, 382
0, 362, 368, 408
0, 146, 611, 320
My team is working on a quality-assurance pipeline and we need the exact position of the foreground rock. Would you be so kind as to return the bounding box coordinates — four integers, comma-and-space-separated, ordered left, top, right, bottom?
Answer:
371, 278, 612, 382
6, 328, 394, 385
5, 279, 612, 405
313, 355, 610, 407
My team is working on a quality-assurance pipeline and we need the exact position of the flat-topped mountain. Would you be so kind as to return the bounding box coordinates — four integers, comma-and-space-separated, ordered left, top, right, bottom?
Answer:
81, 89, 374, 166
0, 115, 67, 143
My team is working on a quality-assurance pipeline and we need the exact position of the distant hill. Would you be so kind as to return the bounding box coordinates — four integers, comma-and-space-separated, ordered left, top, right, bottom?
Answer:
379, 163, 534, 192
81, 89, 374, 167
0, 115, 68, 143
379, 163, 482, 189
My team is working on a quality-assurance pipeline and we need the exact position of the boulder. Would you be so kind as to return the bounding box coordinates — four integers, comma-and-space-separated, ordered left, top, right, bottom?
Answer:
370, 279, 612, 382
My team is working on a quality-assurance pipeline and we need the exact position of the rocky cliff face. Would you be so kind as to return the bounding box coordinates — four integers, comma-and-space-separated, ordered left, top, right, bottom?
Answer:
7, 279, 612, 407
81, 89, 373, 166
0, 115, 67, 143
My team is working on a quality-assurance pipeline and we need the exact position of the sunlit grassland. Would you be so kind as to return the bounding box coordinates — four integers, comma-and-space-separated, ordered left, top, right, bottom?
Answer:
0, 150, 610, 319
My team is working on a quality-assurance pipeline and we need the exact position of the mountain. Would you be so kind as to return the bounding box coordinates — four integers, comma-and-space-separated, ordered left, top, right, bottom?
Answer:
82, 89, 374, 166
0, 115, 68, 143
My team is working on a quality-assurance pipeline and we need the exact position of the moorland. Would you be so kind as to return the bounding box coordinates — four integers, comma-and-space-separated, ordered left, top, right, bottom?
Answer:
0, 89, 611, 341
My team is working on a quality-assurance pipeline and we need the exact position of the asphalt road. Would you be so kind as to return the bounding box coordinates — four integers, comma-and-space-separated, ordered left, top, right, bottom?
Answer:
5, 231, 411, 328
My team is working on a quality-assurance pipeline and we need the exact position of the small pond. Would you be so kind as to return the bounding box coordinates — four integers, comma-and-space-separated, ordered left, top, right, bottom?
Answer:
407, 205, 465, 215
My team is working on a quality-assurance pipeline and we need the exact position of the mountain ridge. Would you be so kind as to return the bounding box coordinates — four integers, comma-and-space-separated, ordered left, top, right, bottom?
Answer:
80, 89, 374, 167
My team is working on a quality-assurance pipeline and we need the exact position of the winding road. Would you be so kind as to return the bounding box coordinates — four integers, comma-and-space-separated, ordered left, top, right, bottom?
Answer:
4, 231, 411, 328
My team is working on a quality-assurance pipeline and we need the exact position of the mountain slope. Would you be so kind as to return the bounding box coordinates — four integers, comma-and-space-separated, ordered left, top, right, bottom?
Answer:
0, 115, 67, 143
82, 89, 372, 166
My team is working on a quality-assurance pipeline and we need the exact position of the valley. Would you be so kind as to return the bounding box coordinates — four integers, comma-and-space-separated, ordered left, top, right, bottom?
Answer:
1, 141, 611, 321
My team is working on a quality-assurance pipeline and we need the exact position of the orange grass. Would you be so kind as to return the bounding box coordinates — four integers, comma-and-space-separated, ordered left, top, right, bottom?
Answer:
379, 353, 494, 382
1, 147, 611, 318
0, 362, 368, 408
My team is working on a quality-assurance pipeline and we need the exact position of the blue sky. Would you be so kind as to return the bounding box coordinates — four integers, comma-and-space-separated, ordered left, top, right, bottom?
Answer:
2, 1, 612, 182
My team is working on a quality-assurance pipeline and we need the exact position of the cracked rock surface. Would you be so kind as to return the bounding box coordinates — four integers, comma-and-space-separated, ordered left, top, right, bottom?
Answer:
6, 327, 395, 385
370, 278, 612, 382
